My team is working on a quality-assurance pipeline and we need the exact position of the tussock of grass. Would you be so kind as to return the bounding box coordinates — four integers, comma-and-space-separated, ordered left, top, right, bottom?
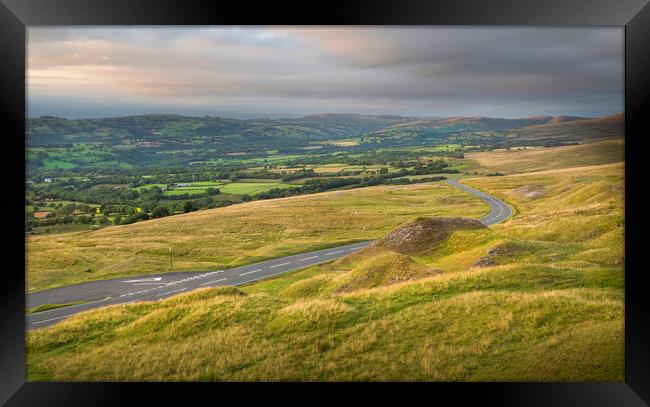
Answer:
280, 274, 334, 299
27, 284, 622, 381
269, 299, 355, 332
333, 252, 440, 292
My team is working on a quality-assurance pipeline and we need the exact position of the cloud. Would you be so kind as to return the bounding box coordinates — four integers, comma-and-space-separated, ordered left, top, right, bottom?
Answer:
27, 26, 623, 118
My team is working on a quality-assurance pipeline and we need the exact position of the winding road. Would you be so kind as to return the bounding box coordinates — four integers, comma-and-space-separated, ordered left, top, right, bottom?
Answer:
445, 179, 512, 225
26, 179, 511, 329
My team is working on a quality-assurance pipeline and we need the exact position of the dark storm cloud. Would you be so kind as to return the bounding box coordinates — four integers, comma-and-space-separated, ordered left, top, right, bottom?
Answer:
27, 27, 623, 118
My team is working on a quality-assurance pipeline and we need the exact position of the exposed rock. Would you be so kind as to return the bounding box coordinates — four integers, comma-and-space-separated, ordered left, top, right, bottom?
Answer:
331, 217, 487, 292
512, 184, 547, 200
473, 256, 495, 268
368, 217, 487, 255
473, 243, 518, 268
387, 268, 442, 285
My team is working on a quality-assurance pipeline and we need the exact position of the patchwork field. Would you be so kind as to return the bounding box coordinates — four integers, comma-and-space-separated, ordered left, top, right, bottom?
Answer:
217, 182, 294, 195
155, 181, 294, 197
27, 182, 489, 291
26, 160, 624, 381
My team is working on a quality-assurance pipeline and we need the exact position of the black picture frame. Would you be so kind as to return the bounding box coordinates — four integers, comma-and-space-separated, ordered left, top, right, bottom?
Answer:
1, 0, 649, 405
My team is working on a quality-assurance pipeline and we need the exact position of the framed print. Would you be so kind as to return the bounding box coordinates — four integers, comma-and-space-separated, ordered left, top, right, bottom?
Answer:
1, 0, 649, 405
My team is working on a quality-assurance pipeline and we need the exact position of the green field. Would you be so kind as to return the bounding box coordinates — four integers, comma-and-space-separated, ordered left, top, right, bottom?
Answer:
179, 182, 224, 187
42, 159, 78, 169
162, 188, 212, 197
159, 181, 293, 197
217, 182, 295, 195
28, 144, 134, 169
203, 154, 308, 166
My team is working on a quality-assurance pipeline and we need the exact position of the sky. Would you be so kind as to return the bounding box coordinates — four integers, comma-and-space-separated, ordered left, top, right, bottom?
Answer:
27, 26, 624, 119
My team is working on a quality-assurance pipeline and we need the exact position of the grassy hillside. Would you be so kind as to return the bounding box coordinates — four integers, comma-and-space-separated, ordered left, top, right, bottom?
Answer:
27, 159, 624, 381
466, 139, 623, 175
27, 182, 488, 291
27, 113, 412, 147
515, 113, 624, 142
26, 113, 623, 171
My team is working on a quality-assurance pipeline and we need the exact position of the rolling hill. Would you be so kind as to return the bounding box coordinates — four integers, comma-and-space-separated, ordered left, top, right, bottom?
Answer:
515, 113, 624, 142
26, 113, 624, 170
27, 157, 624, 381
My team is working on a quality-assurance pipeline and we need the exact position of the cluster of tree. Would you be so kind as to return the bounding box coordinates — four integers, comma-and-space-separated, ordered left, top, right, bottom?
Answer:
280, 168, 318, 182
255, 172, 447, 201
384, 176, 446, 185
25, 194, 244, 232
411, 160, 460, 175
25, 211, 111, 232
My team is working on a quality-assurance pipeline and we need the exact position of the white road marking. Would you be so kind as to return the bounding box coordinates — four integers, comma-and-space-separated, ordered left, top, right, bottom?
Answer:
201, 278, 228, 286
157, 288, 188, 297
239, 269, 262, 276
28, 245, 379, 330
299, 255, 319, 261
270, 262, 291, 268
123, 277, 162, 283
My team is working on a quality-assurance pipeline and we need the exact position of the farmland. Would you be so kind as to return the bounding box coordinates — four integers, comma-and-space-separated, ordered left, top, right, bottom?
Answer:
217, 182, 294, 195
26, 113, 622, 236
158, 181, 295, 196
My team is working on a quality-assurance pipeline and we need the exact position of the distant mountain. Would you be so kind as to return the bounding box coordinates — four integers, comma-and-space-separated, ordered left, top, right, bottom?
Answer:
546, 115, 587, 124
377, 115, 587, 134
27, 113, 416, 146
26, 112, 623, 170
372, 113, 622, 142
515, 113, 624, 142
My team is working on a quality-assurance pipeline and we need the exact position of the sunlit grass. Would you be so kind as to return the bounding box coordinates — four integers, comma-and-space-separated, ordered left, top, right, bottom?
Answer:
27, 182, 488, 291
26, 142, 624, 381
